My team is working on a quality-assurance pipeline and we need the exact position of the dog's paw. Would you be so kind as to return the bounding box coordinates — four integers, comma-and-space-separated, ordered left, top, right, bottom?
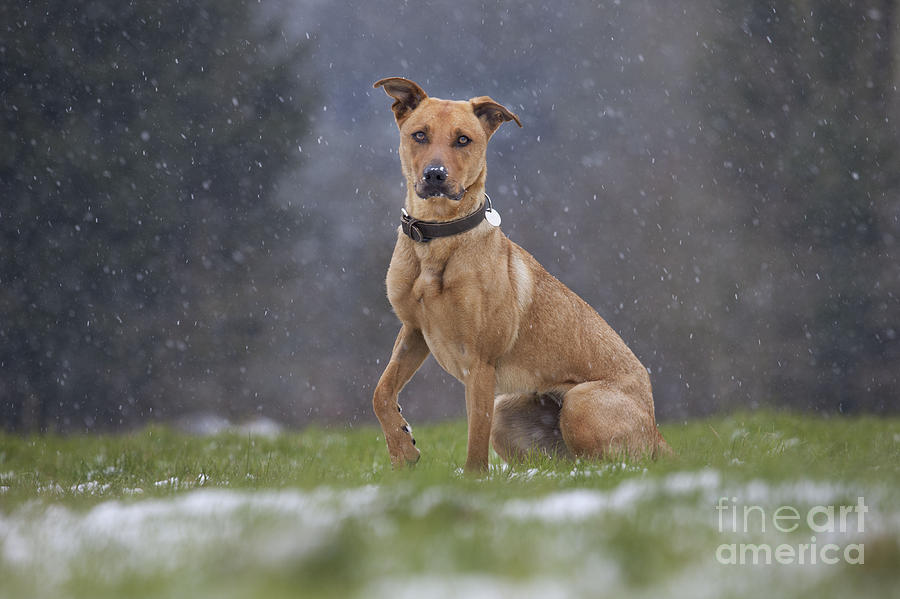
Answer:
390, 443, 421, 468
388, 422, 420, 468
403, 444, 421, 466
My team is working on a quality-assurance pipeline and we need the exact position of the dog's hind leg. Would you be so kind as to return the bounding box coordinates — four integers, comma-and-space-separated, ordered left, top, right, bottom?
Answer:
559, 381, 662, 460
490, 392, 572, 463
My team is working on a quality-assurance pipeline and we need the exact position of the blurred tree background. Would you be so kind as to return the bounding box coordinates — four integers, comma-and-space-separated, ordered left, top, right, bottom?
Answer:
1, 0, 897, 432
696, 1, 899, 412
1, 0, 313, 430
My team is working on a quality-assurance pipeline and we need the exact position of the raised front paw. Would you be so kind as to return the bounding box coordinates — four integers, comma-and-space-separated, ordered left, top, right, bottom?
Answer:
388, 422, 420, 467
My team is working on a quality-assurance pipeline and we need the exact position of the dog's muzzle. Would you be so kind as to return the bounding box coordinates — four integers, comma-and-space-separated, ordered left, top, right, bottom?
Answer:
416, 164, 463, 200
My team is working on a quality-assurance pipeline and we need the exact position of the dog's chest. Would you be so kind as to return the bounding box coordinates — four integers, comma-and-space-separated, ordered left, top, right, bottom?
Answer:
411, 265, 447, 299
388, 258, 480, 378
396, 263, 466, 332
389, 248, 454, 315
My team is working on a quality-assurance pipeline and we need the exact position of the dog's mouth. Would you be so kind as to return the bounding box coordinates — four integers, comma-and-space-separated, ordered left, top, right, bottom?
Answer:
415, 182, 465, 201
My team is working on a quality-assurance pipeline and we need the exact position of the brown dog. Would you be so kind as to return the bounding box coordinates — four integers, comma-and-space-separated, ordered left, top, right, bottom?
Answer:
372, 77, 669, 472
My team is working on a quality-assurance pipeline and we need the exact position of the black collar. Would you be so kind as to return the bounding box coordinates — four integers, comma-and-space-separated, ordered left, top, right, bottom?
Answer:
400, 199, 487, 243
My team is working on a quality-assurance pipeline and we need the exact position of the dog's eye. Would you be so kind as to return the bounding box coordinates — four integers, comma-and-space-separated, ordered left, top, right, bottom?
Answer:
412, 131, 427, 143
456, 135, 470, 147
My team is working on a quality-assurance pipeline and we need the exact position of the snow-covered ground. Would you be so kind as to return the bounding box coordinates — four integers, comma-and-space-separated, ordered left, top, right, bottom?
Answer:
0, 470, 895, 598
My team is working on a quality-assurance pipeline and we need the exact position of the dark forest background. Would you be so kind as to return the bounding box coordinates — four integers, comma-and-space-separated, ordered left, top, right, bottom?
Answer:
1, 0, 898, 432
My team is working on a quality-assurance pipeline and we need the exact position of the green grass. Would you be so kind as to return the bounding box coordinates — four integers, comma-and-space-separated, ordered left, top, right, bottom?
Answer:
1, 411, 898, 598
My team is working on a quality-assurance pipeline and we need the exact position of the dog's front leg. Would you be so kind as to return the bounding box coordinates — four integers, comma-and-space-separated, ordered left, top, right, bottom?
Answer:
373, 325, 430, 467
464, 362, 496, 473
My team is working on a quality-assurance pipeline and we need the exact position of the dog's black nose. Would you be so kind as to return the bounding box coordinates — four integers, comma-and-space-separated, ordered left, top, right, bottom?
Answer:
423, 164, 448, 183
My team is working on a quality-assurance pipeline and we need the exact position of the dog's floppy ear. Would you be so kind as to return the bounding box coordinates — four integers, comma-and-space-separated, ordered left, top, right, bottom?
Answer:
373, 77, 428, 126
470, 96, 522, 137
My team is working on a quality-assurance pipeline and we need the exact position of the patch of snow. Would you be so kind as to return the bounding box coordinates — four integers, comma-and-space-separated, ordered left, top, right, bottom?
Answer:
472, 461, 648, 481
501, 468, 888, 527
151, 475, 210, 491
505, 488, 609, 521
36, 483, 65, 495
507, 467, 542, 480
367, 574, 576, 599
503, 470, 720, 522
412, 487, 462, 518
0, 486, 382, 588
663, 469, 721, 494
70, 481, 111, 495
154, 477, 181, 488
740, 479, 854, 506
0, 473, 895, 599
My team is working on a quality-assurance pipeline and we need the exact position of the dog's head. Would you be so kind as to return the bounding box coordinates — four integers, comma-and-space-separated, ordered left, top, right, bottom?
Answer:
374, 77, 521, 203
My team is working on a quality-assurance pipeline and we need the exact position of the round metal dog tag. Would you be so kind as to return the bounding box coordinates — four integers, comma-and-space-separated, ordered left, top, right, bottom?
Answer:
485, 208, 501, 227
